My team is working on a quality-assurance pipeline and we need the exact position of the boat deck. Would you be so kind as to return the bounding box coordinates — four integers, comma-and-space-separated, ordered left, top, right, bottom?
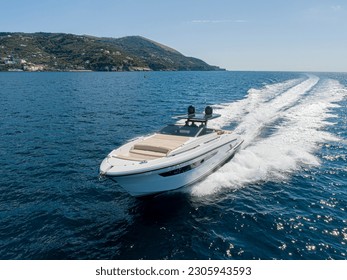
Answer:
114, 133, 190, 161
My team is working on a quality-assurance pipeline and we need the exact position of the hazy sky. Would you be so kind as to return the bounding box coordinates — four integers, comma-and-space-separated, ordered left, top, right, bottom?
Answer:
1, 0, 346, 72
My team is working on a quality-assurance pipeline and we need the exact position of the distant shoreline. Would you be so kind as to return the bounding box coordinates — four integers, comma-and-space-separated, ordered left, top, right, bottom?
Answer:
0, 67, 225, 72
0, 32, 224, 72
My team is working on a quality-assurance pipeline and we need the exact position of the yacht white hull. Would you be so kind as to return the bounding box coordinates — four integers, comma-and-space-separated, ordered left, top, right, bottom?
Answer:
100, 105, 243, 197
101, 138, 242, 197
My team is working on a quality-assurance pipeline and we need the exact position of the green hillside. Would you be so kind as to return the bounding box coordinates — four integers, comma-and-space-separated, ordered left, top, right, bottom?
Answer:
0, 32, 223, 72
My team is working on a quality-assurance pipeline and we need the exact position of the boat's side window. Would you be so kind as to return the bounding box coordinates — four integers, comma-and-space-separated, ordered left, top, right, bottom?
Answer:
159, 152, 217, 177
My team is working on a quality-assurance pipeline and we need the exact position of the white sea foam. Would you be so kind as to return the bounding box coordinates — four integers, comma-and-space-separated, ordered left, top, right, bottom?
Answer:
189, 76, 347, 196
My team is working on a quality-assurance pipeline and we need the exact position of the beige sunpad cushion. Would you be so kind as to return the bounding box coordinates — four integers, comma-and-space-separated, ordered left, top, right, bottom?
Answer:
115, 134, 190, 161
133, 134, 189, 153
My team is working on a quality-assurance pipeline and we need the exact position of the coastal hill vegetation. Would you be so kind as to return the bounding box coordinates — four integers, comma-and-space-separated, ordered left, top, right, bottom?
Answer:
0, 32, 223, 72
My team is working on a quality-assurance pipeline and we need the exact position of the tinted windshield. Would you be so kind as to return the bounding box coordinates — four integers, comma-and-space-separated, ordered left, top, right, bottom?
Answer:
159, 124, 213, 137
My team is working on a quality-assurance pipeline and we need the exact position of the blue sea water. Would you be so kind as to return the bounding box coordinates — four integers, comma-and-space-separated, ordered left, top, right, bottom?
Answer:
0, 71, 346, 260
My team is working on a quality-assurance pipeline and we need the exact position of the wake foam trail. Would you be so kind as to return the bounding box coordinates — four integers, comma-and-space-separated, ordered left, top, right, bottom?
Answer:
210, 77, 304, 129
189, 76, 347, 196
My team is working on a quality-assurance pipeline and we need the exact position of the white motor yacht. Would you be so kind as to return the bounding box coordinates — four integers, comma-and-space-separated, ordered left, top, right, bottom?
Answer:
99, 106, 243, 197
